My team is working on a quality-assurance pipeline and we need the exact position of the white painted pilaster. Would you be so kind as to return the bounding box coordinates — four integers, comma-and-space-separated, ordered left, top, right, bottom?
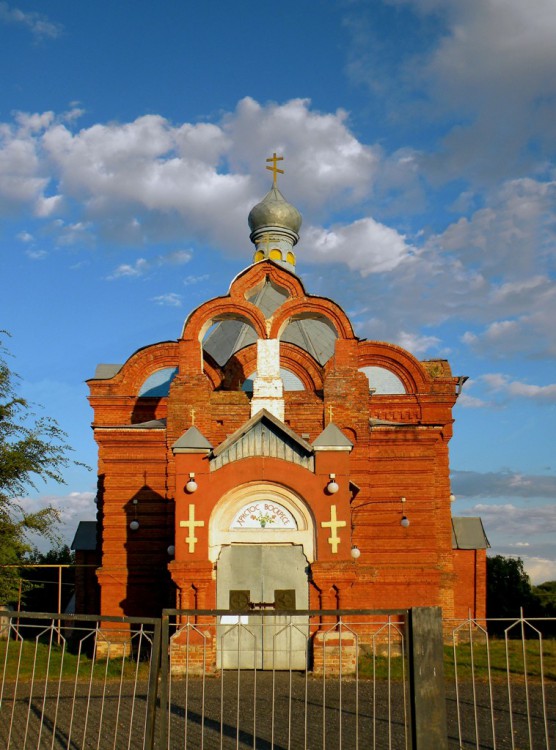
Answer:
250, 339, 284, 421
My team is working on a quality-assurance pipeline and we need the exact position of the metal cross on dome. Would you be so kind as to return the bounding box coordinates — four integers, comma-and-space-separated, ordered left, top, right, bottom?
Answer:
266, 152, 284, 186
321, 504, 346, 554
180, 504, 205, 553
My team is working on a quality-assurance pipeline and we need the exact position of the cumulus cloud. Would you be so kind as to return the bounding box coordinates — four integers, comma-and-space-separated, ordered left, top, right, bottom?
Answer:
1, 98, 555, 361
479, 374, 556, 402
151, 292, 182, 307
183, 274, 209, 286
0, 99, 404, 277
395, 331, 442, 356
107, 249, 192, 280
303, 218, 410, 275
451, 470, 556, 499
421, 0, 556, 177
346, 0, 556, 182
226, 97, 380, 211
518, 557, 556, 586
456, 392, 490, 409
108, 258, 149, 280
18, 491, 96, 548
0, 2, 62, 40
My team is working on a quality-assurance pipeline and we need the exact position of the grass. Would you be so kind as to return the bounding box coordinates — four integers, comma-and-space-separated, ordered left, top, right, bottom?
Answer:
444, 637, 556, 682
2, 635, 555, 684
0, 640, 152, 682
357, 638, 556, 683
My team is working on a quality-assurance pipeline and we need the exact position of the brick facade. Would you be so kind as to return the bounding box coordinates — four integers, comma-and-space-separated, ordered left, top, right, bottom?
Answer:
87, 258, 486, 625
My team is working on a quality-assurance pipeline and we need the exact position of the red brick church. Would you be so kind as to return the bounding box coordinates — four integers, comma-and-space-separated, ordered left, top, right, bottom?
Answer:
79, 156, 488, 624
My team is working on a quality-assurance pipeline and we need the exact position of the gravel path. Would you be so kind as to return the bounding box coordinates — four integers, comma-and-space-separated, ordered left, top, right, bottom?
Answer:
1, 675, 554, 749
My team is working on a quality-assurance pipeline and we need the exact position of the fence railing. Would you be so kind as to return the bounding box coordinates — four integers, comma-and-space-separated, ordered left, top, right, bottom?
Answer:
0, 611, 160, 750
1, 609, 554, 749
159, 608, 418, 750
445, 614, 555, 750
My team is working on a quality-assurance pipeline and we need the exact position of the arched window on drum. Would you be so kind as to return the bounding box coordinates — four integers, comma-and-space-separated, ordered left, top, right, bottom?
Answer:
138, 367, 178, 397
242, 368, 304, 392
359, 366, 406, 394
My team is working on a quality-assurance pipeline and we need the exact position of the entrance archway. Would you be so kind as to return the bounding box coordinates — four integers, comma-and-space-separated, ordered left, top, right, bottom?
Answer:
210, 484, 314, 669
208, 483, 315, 563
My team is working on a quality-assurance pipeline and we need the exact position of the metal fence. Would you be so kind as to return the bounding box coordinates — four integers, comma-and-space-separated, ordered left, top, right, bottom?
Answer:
445, 614, 556, 750
159, 608, 414, 750
0, 612, 160, 750
1, 609, 555, 749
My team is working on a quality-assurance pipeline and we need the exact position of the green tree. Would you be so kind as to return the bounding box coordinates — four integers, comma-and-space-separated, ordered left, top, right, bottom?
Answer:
0, 335, 79, 604
486, 555, 542, 634
22, 545, 76, 613
532, 580, 556, 616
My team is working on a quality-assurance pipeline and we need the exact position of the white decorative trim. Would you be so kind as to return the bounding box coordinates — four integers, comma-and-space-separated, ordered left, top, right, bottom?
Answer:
208, 482, 315, 563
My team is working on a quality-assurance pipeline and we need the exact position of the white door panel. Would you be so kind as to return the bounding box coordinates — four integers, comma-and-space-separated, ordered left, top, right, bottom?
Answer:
217, 545, 309, 670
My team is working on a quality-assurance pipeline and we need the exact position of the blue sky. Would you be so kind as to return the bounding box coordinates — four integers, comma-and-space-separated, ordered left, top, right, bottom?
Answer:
1, 0, 555, 583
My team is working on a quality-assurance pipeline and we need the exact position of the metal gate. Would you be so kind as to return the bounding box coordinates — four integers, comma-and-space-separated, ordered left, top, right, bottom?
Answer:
3, 609, 554, 749
160, 608, 416, 750
216, 545, 309, 670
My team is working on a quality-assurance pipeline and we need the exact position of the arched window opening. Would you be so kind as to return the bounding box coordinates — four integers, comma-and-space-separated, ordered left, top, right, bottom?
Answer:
242, 367, 305, 392
359, 366, 406, 394
281, 316, 337, 366
203, 318, 259, 368
138, 367, 178, 397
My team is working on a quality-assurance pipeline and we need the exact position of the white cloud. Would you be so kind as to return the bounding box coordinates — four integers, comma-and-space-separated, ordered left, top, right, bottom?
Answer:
520, 556, 556, 586
452, 470, 556, 499
480, 373, 556, 402
0, 98, 399, 267
18, 491, 96, 549
35, 194, 63, 217
395, 331, 441, 356
108, 258, 149, 280
227, 97, 380, 210
0, 2, 62, 40
456, 392, 490, 409
159, 249, 192, 265
26, 248, 47, 260
151, 293, 182, 307
303, 217, 410, 276
1, 100, 555, 363
108, 250, 192, 281
0, 131, 47, 211
183, 274, 209, 286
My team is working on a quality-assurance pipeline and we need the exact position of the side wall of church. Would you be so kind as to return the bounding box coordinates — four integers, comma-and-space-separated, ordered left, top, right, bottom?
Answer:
93, 428, 174, 618
452, 548, 487, 620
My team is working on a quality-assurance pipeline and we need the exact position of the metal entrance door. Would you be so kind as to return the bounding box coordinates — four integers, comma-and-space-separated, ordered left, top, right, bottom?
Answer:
217, 545, 309, 670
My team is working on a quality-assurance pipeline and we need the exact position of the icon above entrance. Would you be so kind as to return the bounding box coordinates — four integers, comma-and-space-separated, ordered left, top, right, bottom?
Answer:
231, 500, 297, 529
